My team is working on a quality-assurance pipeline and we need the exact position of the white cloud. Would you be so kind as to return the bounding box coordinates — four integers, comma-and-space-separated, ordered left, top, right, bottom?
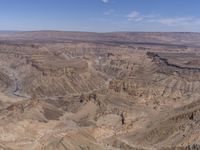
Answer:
126, 11, 142, 21
126, 10, 200, 29
157, 17, 200, 27
126, 11, 157, 22
102, 0, 109, 3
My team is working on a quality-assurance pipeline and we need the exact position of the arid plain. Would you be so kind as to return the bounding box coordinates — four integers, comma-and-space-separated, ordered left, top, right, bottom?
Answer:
0, 31, 199, 150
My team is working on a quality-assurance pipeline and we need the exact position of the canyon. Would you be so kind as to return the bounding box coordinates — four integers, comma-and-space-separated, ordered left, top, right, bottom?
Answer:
0, 31, 199, 150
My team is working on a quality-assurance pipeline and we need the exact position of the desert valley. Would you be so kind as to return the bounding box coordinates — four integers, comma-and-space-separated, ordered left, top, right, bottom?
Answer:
0, 31, 199, 150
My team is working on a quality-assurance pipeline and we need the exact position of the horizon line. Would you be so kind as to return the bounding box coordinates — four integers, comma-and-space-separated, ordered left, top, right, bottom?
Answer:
0, 30, 200, 34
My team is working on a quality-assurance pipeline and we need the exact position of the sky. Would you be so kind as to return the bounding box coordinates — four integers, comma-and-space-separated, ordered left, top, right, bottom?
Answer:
0, 0, 200, 32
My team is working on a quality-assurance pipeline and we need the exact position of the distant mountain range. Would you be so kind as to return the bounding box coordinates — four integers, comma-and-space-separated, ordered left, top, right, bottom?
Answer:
0, 30, 200, 47
0, 30, 19, 33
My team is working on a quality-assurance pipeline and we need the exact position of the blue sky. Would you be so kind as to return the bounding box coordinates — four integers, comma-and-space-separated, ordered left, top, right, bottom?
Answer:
0, 0, 200, 32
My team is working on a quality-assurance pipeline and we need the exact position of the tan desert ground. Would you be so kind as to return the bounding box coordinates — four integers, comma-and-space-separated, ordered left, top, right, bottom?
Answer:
0, 31, 199, 150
